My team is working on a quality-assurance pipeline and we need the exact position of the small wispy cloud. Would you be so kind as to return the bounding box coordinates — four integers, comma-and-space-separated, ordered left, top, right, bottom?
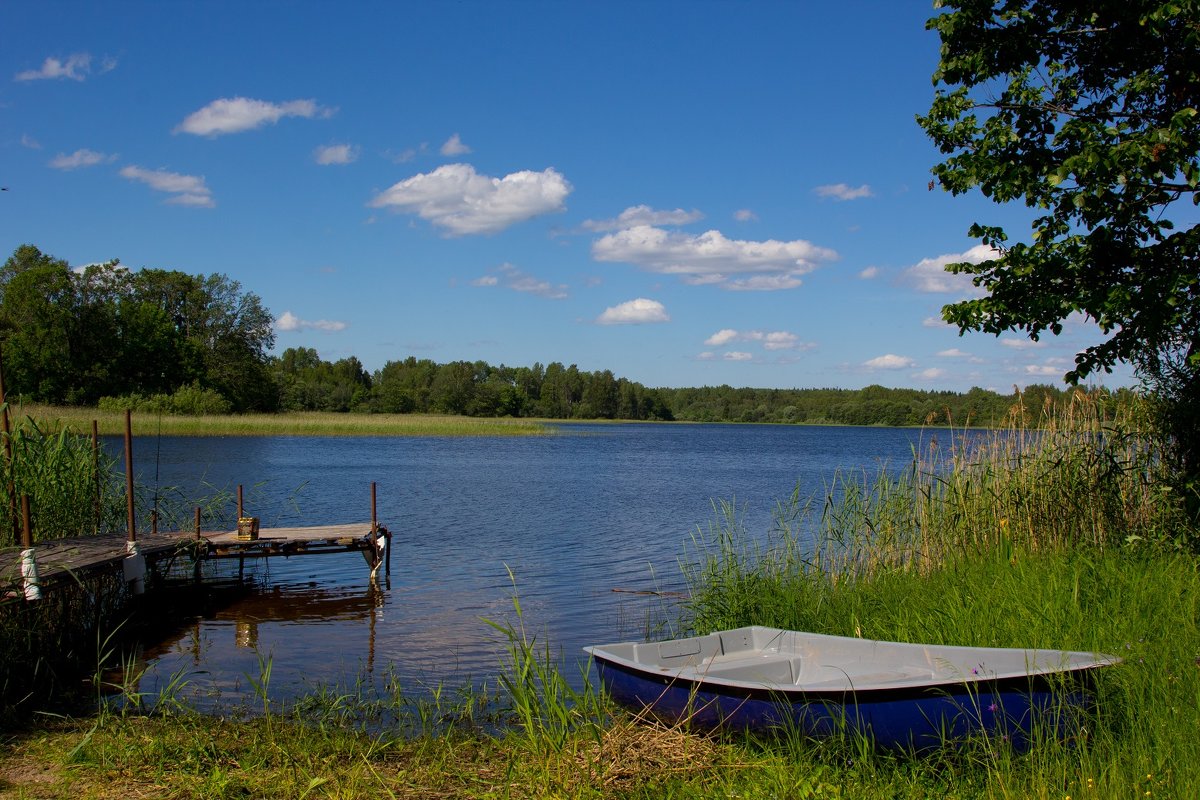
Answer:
1001, 338, 1044, 349
175, 97, 332, 137
48, 149, 115, 170
474, 263, 567, 299
703, 328, 810, 351
20, 134, 41, 149
440, 133, 471, 156
314, 143, 359, 165
119, 165, 214, 207
15, 53, 96, 82
275, 311, 348, 332
733, 209, 758, 222
858, 266, 880, 280
814, 183, 873, 201
596, 298, 670, 325
582, 204, 704, 232
864, 354, 915, 369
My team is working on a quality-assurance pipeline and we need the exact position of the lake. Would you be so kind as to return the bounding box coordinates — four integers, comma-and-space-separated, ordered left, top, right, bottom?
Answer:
122, 423, 931, 708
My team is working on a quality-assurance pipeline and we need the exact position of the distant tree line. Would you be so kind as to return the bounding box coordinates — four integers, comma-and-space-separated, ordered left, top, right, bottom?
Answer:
2, 244, 1126, 428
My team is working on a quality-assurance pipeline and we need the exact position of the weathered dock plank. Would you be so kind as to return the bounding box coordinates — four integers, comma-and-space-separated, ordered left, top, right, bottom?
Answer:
2, 523, 390, 598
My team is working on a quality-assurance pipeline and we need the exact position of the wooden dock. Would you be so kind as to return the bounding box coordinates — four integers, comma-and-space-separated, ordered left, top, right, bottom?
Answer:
1, 523, 391, 601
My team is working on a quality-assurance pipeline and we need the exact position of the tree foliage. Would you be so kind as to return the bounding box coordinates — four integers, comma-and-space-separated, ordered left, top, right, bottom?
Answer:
919, 0, 1200, 522
918, 0, 1199, 382
0, 245, 276, 410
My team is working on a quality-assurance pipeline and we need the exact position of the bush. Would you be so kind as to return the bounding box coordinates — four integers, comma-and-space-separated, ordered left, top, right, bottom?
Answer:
98, 383, 232, 416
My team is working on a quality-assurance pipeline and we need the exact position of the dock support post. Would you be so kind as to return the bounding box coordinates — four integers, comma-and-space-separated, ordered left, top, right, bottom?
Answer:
123, 410, 145, 595
193, 506, 203, 583
20, 495, 40, 601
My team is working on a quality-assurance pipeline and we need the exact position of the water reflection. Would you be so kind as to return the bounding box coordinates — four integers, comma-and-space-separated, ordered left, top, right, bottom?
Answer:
128, 423, 924, 709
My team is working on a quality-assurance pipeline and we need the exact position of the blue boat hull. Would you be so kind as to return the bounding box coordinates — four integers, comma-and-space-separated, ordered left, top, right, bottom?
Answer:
593, 656, 1091, 751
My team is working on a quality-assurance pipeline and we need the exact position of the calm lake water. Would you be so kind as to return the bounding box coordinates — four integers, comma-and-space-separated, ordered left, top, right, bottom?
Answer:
121, 423, 930, 707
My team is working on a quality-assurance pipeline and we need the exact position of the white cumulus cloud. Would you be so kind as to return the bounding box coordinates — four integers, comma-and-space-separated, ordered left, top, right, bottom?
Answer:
902, 244, 997, 294
175, 97, 330, 136
814, 183, 873, 201
1001, 337, 1044, 349
916, 368, 946, 380
592, 225, 837, 291
314, 143, 359, 165
120, 165, 214, 207
859, 266, 880, 280
49, 149, 115, 170
15, 53, 93, 82
369, 163, 572, 236
440, 133, 471, 156
864, 354, 915, 369
275, 311, 348, 333
596, 298, 670, 325
582, 205, 704, 232
704, 329, 739, 346
704, 329, 807, 351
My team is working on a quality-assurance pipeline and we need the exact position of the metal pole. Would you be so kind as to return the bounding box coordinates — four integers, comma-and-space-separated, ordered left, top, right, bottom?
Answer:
237, 484, 243, 521
124, 409, 136, 543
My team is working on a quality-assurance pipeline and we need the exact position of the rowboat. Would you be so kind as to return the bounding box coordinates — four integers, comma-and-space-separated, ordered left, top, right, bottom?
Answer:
584, 626, 1119, 750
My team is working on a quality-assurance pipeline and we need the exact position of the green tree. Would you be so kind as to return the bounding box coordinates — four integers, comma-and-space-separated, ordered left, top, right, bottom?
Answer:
918, 0, 1200, 518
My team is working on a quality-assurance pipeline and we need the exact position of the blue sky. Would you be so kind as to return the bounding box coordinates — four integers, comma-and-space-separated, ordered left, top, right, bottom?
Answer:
1, 1, 1135, 392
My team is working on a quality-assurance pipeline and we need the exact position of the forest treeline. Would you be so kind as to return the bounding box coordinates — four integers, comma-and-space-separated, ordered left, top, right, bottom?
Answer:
2, 245, 1129, 428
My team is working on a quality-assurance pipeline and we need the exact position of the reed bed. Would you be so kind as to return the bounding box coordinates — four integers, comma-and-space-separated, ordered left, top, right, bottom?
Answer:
19, 404, 550, 437
0, 412, 128, 548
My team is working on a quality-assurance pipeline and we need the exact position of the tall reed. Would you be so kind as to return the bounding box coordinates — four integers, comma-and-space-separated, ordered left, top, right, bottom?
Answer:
0, 411, 128, 547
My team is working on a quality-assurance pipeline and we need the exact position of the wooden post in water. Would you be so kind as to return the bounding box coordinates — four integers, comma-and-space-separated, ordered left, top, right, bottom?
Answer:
193, 506, 203, 583
369, 481, 378, 566
122, 410, 146, 594
237, 484, 243, 521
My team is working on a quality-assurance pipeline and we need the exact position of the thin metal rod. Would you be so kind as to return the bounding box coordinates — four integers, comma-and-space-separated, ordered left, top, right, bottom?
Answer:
92, 419, 101, 534
124, 410, 136, 543
237, 484, 243, 520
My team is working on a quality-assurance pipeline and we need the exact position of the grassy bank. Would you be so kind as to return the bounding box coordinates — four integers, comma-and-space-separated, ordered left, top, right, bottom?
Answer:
2, 392, 1197, 798
17, 405, 551, 437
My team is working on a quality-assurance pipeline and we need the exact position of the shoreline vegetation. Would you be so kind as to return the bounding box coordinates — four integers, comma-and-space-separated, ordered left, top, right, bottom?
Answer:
20, 404, 552, 438
3, 393, 1198, 798
13, 382, 1138, 439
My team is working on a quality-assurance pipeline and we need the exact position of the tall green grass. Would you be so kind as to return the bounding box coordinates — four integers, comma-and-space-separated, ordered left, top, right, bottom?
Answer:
680, 390, 1200, 796
0, 410, 128, 547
